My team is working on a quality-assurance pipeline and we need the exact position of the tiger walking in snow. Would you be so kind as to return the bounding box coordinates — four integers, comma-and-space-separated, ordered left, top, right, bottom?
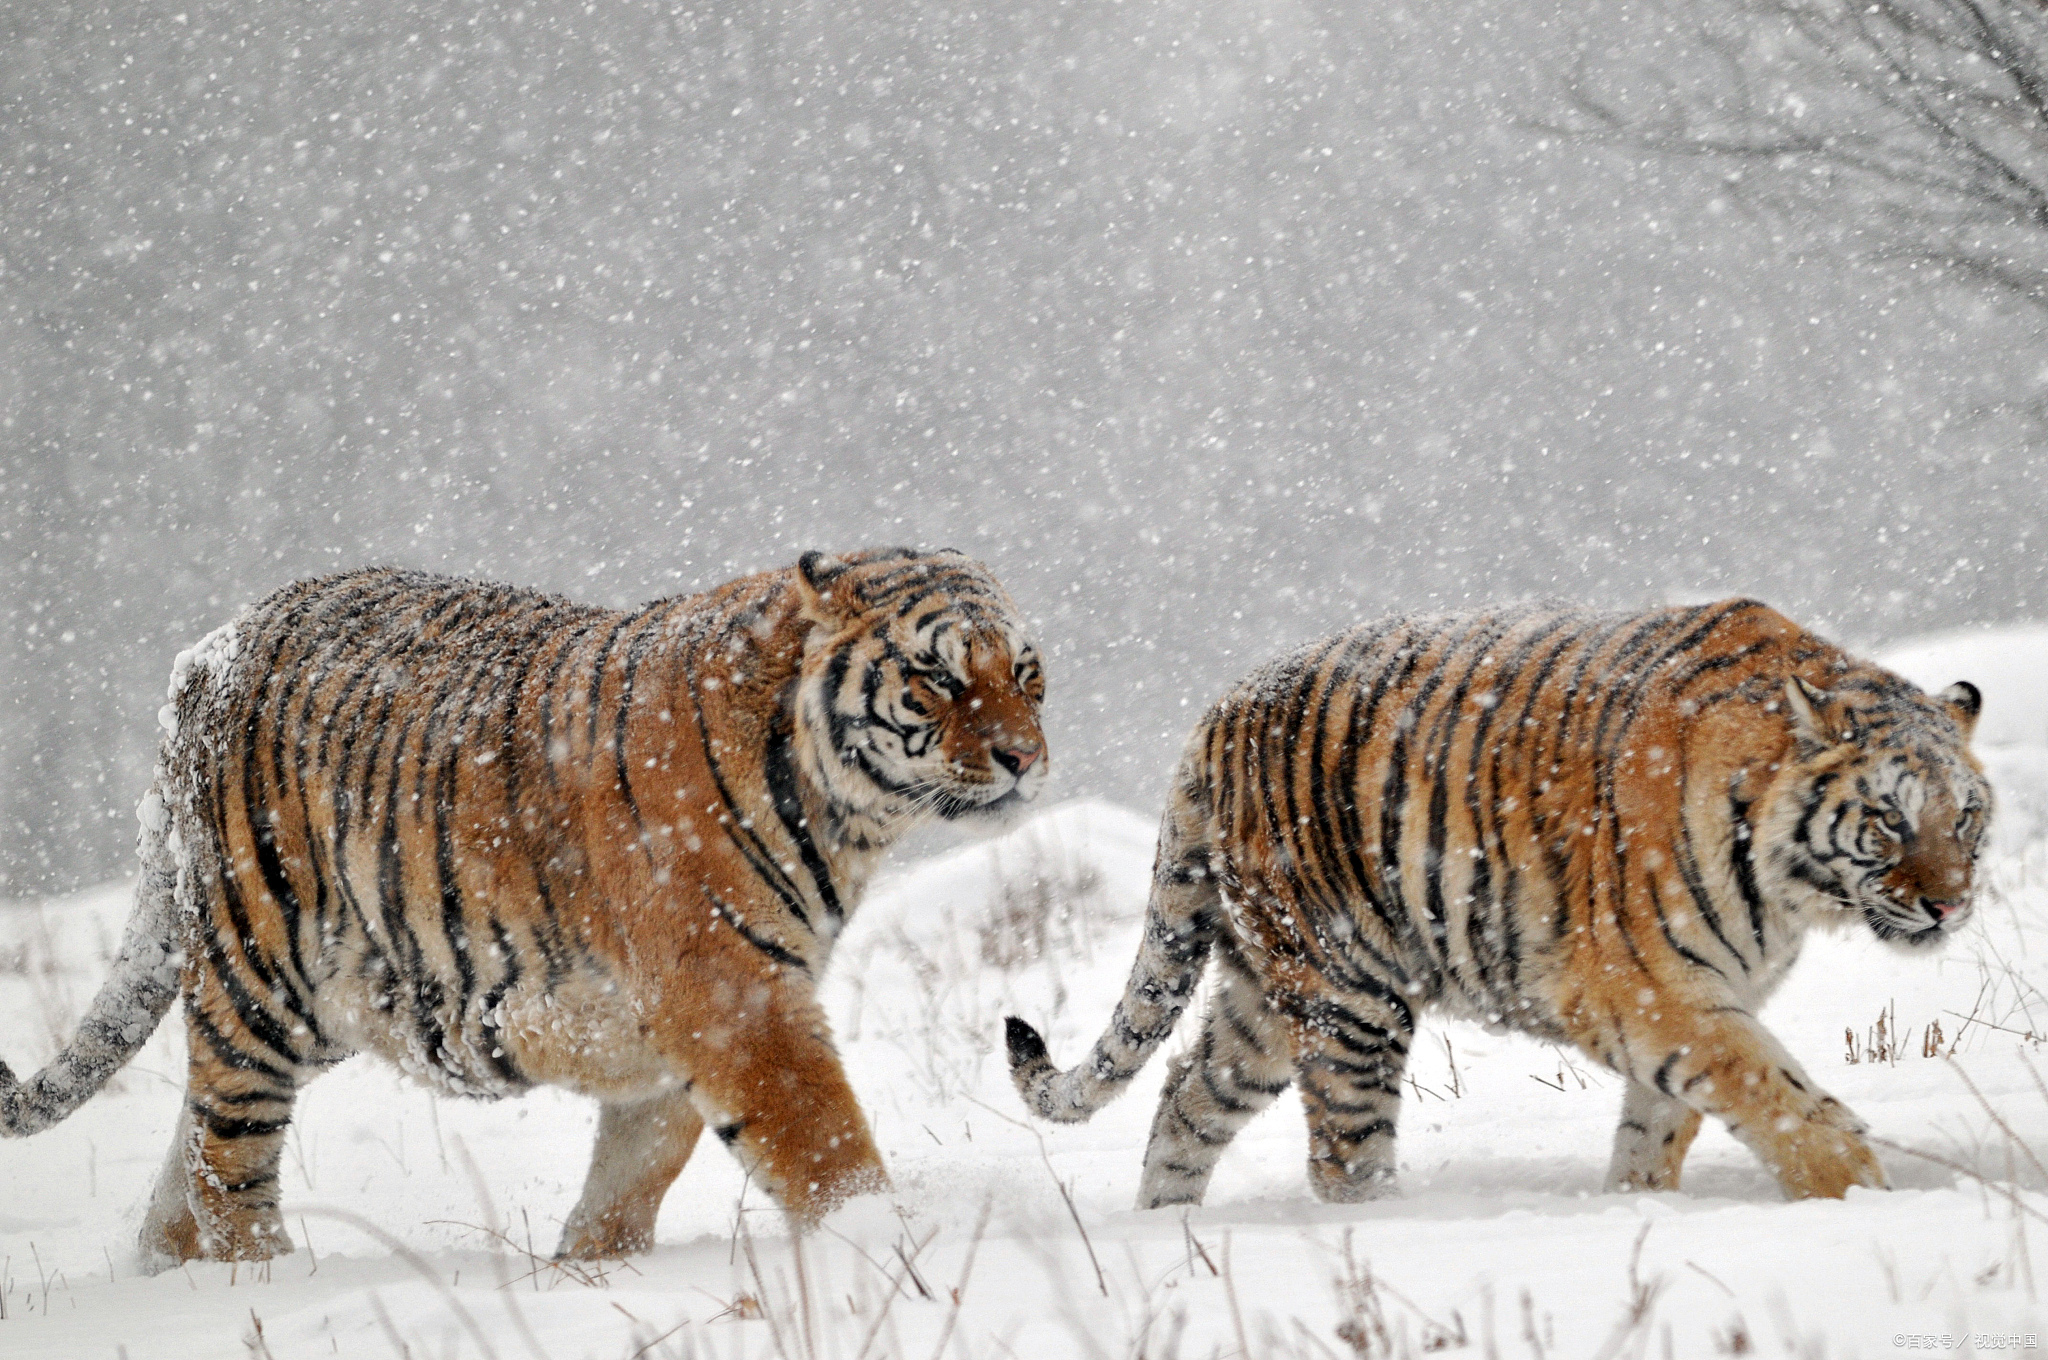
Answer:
1009, 599, 1988, 1205
1, 548, 1047, 1266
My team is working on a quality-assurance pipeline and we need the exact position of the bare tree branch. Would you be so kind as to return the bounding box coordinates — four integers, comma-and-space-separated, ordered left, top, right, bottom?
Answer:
1546, 0, 2048, 315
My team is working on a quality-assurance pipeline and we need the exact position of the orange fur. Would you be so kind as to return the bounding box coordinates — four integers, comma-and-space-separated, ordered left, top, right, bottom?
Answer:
4, 549, 1047, 1266
1011, 599, 1988, 1205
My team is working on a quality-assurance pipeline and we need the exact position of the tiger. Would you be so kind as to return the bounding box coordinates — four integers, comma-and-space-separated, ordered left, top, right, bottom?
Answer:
0, 547, 1048, 1268
1007, 598, 1987, 1206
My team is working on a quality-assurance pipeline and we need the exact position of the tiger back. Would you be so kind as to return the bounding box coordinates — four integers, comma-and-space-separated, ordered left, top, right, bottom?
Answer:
1008, 598, 1987, 1206
1, 548, 1047, 1267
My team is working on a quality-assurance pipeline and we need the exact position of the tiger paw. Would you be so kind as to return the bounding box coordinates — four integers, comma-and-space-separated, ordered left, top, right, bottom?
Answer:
1308, 1160, 1399, 1204
1765, 1122, 1888, 1199
192, 1214, 297, 1263
556, 1209, 656, 1260
138, 1209, 205, 1275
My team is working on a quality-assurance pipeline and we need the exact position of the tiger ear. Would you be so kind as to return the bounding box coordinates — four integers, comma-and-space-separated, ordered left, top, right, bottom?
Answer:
1939, 680, 1982, 740
793, 551, 857, 626
1783, 676, 1852, 748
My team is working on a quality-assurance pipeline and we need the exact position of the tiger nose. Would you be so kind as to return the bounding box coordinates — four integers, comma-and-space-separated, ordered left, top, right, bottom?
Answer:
992, 742, 1042, 776
1925, 900, 1963, 924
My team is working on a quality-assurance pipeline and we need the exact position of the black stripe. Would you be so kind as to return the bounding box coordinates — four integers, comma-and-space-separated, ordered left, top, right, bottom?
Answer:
1652, 1051, 1682, 1095
219, 1169, 282, 1198
186, 1003, 294, 1083
325, 680, 401, 995
1264, 640, 1355, 952
1536, 614, 1641, 944
1420, 616, 1515, 971
1379, 620, 1459, 956
192, 1104, 292, 1141
1646, 874, 1725, 978
195, 920, 303, 1070
1489, 620, 1587, 994
764, 720, 843, 926
376, 702, 451, 1068
476, 918, 528, 1086
1196, 1066, 1259, 1116
1463, 611, 1578, 1011
210, 718, 304, 1028
582, 614, 640, 750
1605, 832, 1653, 975
284, 623, 350, 974
194, 758, 307, 1067
432, 701, 479, 1029
609, 604, 676, 846
235, 677, 322, 1034
820, 635, 864, 755
495, 607, 577, 992
248, 588, 338, 1010
1728, 794, 1770, 951
1331, 621, 1423, 953
681, 649, 815, 931
1301, 628, 1381, 925
1667, 745, 1750, 971
212, 1085, 291, 1107
536, 617, 608, 798
704, 888, 808, 972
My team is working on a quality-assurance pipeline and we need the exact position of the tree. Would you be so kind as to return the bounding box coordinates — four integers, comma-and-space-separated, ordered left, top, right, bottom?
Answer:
1560, 0, 2048, 314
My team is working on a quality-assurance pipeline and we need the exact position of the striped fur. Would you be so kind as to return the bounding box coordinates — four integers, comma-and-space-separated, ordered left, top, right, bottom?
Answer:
2, 548, 1047, 1267
1008, 599, 1988, 1206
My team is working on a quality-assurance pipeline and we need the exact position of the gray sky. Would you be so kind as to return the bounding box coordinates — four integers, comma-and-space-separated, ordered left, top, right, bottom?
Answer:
4, 0, 2043, 893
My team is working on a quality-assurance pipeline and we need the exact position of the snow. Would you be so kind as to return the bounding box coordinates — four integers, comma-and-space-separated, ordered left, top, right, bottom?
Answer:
6, 0, 2047, 1346
1876, 626, 2048, 749
11, 0, 2048, 907
4, 745, 2048, 1357
156, 611, 244, 743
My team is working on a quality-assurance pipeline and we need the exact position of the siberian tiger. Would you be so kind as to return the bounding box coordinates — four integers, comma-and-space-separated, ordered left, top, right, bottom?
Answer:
0, 548, 1048, 1267
1008, 599, 1987, 1205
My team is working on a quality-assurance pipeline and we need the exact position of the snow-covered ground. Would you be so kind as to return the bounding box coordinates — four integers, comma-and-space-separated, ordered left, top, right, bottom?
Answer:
6, 635, 2048, 1357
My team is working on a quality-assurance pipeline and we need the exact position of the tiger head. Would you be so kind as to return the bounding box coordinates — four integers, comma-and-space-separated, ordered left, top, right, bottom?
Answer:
790, 548, 1048, 829
1764, 672, 1991, 950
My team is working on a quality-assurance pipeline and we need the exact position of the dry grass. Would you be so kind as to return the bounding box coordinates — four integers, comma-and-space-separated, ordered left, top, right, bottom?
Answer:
835, 821, 1140, 1107
976, 822, 1111, 973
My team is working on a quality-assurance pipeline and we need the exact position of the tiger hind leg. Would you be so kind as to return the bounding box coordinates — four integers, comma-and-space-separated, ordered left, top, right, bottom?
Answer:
138, 1095, 300, 1270
1295, 992, 1414, 1203
1604, 1078, 1703, 1192
139, 1009, 313, 1270
556, 1088, 705, 1259
137, 1106, 204, 1271
1135, 955, 1294, 1209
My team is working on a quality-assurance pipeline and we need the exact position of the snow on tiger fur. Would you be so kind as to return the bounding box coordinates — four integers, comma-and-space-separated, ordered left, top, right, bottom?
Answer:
1, 548, 1047, 1266
1009, 599, 1988, 1205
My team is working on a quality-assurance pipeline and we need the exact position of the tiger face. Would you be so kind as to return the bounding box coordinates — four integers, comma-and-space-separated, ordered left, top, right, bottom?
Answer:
792, 549, 1049, 825
1774, 675, 1991, 949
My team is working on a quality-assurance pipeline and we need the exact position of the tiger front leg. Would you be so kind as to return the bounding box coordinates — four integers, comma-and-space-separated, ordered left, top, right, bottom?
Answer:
1736, 1083, 1883, 1200
1605, 1009, 1884, 1200
684, 1008, 887, 1226
1604, 1078, 1704, 1192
